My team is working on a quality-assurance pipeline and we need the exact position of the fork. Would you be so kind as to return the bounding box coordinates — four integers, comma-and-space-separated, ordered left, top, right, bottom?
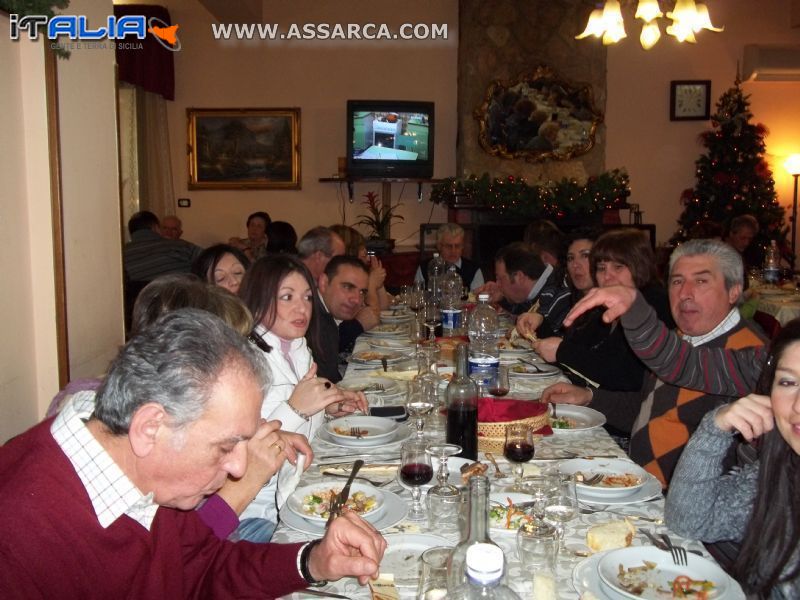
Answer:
661, 533, 688, 566
350, 427, 364, 439
579, 473, 604, 485
579, 505, 664, 524
321, 471, 395, 487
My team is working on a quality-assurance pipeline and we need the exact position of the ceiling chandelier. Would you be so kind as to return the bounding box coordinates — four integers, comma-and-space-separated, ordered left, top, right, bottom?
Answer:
576, 0, 723, 50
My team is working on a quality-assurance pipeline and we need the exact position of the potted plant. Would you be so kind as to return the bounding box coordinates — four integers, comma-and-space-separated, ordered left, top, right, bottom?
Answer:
355, 191, 404, 252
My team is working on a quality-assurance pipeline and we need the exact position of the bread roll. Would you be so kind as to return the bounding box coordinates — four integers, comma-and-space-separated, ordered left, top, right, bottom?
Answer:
586, 519, 635, 552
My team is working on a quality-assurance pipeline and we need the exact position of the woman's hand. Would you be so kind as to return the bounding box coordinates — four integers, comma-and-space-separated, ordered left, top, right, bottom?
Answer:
368, 257, 387, 290
325, 389, 369, 417
289, 368, 347, 417
532, 336, 562, 362
714, 394, 774, 441
516, 312, 543, 338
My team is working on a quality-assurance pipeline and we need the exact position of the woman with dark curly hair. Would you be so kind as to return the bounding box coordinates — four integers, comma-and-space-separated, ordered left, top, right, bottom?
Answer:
666, 318, 800, 599
191, 244, 250, 295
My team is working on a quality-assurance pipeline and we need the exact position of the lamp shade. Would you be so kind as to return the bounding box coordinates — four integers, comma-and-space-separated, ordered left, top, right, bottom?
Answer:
785, 154, 800, 176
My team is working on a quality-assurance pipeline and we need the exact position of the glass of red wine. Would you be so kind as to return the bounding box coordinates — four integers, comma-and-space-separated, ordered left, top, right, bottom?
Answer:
400, 440, 434, 521
489, 366, 510, 397
504, 423, 535, 491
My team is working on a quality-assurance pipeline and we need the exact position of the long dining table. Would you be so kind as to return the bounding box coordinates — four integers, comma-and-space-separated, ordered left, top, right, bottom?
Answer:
273, 330, 742, 600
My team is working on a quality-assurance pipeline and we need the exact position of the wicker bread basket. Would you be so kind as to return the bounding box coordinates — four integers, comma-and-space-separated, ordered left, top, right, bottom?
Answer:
477, 412, 550, 454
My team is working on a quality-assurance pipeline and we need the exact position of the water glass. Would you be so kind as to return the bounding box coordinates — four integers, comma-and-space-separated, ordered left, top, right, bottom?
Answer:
543, 474, 578, 554
427, 485, 461, 532
417, 546, 450, 600
518, 473, 560, 519
516, 520, 558, 571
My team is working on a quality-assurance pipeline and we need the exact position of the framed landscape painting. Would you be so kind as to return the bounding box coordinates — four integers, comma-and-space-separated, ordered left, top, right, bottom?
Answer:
187, 108, 301, 189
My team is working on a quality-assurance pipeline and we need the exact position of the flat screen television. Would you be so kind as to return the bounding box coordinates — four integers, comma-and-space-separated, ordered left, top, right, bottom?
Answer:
346, 99, 434, 179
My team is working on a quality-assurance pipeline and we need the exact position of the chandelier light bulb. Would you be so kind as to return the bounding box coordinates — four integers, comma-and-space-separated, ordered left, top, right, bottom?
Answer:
635, 0, 663, 23
666, 21, 697, 43
575, 7, 605, 39
640, 21, 661, 49
692, 3, 724, 32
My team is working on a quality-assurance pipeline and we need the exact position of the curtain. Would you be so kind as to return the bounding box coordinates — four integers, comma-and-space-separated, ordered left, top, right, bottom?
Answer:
114, 5, 175, 100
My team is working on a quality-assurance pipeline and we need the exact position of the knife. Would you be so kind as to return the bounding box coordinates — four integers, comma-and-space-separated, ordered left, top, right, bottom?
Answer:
641, 529, 670, 551
326, 459, 363, 528
318, 453, 400, 461
532, 454, 621, 461
295, 589, 352, 599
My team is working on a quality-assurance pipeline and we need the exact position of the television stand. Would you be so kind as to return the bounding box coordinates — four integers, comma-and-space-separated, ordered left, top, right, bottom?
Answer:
319, 177, 446, 203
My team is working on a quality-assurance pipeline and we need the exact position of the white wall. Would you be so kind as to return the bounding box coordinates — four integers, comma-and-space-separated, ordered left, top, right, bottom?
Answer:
57, 0, 125, 379
0, 17, 60, 441
162, 0, 456, 247
607, 0, 800, 247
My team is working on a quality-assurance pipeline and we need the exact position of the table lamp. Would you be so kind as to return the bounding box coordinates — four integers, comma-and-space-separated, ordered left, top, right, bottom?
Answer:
785, 154, 800, 271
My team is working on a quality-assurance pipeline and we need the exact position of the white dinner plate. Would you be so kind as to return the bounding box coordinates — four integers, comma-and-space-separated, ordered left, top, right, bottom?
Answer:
579, 476, 662, 506
549, 405, 607, 433
488, 492, 533, 535
380, 533, 453, 587
508, 363, 561, 378
559, 459, 649, 499
280, 489, 408, 535
317, 423, 412, 449
286, 481, 385, 523
597, 546, 735, 600
362, 324, 408, 337
367, 338, 415, 351
380, 314, 411, 324
325, 416, 399, 446
350, 351, 406, 365
338, 376, 400, 396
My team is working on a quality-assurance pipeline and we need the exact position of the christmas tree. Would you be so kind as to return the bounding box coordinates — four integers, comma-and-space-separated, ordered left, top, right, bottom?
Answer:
671, 78, 787, 261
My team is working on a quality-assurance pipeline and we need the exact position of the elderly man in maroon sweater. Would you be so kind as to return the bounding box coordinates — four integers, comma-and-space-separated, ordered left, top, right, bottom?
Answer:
0, 309, 385, 599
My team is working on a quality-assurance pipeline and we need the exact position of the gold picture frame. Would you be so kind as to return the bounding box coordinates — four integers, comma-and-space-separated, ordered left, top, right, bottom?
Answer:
187, 108, 300, 189
474, 66, 602, 163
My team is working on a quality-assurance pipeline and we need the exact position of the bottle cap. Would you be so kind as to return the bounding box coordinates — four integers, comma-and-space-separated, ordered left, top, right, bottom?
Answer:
433, 252, 440, 257
465, 543, 504, 584
478, 293, 490, 302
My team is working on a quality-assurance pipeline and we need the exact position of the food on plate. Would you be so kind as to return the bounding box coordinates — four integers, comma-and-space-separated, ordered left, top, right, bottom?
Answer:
550, 416, 577, 429
576, 471, 642, 488
302, 489, 378, 519
333, 427, 370, 437
439, 372, 454, 382
460, 460, 489, 483
615, 560, 658, 596
354, 351, 397, 361
488, 497, 533, 530
372, 324, 404, 333
586, 519, 635, 552
369, 575, 400, 600
671, 575, 716, 599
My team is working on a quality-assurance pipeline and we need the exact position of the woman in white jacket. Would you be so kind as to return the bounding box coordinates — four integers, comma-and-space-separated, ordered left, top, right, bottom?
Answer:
235, 255, 367, 541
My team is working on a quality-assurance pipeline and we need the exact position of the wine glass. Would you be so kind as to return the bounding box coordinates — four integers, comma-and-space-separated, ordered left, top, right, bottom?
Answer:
407, 382, 435, 440
504, 423, 535, 490
489, 365, 510, 397
400, 440, 434, 521
542, 474, 578, 555
409, 285, 425, 314
422, 300, 441, 341
426, 443, 462, 493
425, 443, 462, 531
518, 473, 560, 520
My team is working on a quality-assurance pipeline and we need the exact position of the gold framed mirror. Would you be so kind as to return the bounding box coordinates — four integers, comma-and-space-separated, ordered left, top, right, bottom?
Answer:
475, 66, 602, 162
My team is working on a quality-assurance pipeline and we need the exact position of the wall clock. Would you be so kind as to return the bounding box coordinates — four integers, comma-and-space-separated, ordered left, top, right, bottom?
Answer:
670, 80, 711, 121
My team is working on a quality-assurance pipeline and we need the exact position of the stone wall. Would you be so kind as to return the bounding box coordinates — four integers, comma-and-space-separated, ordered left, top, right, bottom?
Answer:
458, 0, 606, 183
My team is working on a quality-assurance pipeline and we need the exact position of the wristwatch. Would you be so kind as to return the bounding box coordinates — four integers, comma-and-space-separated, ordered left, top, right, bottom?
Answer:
300, 540, 328, 587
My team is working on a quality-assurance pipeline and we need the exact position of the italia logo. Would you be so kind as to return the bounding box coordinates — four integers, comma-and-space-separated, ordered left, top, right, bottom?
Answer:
9, 14, 181, 51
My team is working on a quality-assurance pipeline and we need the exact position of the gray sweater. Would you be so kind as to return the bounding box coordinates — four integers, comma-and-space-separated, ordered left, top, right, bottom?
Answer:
666, 407, 797, 600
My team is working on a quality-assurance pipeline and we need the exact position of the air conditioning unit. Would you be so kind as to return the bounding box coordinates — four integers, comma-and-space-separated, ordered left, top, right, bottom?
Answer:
743, 44, 800, 81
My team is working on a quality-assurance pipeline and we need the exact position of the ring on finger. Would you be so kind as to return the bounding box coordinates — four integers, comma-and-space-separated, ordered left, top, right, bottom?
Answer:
271, 442, 283, 453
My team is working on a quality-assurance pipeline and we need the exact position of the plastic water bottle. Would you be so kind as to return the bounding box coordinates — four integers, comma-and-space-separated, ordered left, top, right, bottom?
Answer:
427, 252, 446, 301
441, 265, 463, 334
467, 294, 500, 391
763, 239, 780, 284
463, 544, 521, 599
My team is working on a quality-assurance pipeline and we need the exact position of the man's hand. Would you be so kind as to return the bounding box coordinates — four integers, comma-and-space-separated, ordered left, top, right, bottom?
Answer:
273, 429, 314, 469
563, 286, 638, 328
355, 306, 380, 331
532, 337, 562, 363
516, 312, 543, 338
307, 510, 387, 585
540, 382, 593, 406
475, 281, 503, 304
714, 394, 774, 441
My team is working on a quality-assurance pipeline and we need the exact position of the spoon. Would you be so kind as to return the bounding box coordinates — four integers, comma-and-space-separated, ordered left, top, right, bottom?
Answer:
484, 452, 505, 478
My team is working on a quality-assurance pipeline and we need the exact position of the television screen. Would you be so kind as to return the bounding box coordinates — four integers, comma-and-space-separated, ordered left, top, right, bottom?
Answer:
346, 100, 434, 178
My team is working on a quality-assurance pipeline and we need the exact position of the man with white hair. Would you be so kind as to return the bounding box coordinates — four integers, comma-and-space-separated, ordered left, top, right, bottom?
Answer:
0, 309, 385, 597
415, 223, 484, 291
541, 239, 766, 487
161, 215, 183, 240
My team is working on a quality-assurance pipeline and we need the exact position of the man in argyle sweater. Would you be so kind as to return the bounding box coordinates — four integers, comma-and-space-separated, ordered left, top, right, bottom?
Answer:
541, 240, 766, 487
